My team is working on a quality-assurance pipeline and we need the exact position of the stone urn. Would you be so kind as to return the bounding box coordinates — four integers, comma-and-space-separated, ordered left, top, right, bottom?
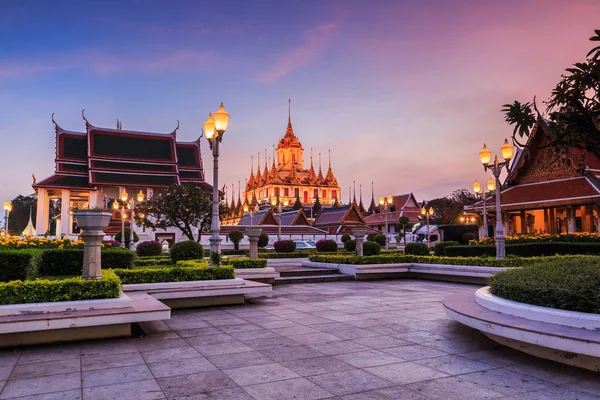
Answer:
351, 228, 367, 257
74, 211, 112, 280
395, 235, 403, 249
245, 227, 263, 259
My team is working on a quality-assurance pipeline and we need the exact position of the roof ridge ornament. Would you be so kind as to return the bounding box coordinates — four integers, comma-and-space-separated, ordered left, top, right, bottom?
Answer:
174, 119, 180, 135
81, 109, 90, 127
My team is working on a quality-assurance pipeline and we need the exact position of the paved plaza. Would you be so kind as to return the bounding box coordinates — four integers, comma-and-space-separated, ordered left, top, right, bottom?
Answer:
0, 280, 598, 400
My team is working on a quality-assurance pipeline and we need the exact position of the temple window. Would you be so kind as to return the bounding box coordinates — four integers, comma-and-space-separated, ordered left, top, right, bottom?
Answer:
313, 189, 318, 198
332, 190, 337, 198
322, 190, 326, 198
284, 188, 289, 197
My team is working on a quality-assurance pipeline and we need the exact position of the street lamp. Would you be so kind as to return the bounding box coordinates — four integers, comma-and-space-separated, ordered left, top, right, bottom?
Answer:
113, 193, 128, 248
472, 178, 493, 237
127, 190, 144, 250
421, 203, 434, 244
243, 203, 259, 226
204, 103, 230, 266
378, 194, 393, 250
479, 139, 513, 259
271, 197, 290, 241
3, 201, 12, 237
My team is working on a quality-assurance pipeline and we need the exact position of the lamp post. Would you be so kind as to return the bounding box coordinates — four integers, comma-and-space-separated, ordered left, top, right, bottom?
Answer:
378, 194, 393, 250
127, 190, 144, 250
421, 203, 434, 244
113, 191, 129, 248
472, 178, 495, 237
243, 203, 259, 226
271, 197, 289, 241
479, 139, 513, 260
3, 201, 12, 237
204, 103, 230, 266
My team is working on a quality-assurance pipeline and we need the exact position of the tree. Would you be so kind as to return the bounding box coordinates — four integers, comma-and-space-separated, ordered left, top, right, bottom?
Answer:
7, 194, 36, 234
293, 194, 303, 210
312, 195, 322, 216
135, 183, 224, 242
228, 230, 244, 250
428, 189, 474, 224
503, 30, 600, 155
395, 215, 414, 244
114, 228, 139, 247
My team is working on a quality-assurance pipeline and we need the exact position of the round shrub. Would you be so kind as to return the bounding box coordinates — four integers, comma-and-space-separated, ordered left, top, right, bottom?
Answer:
344, 239, 356, 252
258, 232, 269, 248
114, 228, 139, 247
228, 230, 244, 250
136, 241, 162, 257
341, 234, 351, 243
274, 240, 296, 253
434, 241, 460, 257
490, 258, 600, 314
316, 239, 338, 252
170, 240, 204, 263
405, 242, 430, 255
363, 241, 381, 256
367, 234, 377, 242
373, 234, 386, 247
461, 232, 477, 245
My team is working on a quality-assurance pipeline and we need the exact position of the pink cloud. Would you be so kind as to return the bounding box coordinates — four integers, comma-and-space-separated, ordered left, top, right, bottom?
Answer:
0, 49, 214, 80
259, 23, 337, 83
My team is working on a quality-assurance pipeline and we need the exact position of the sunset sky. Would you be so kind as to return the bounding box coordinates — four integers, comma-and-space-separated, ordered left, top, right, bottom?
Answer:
1, 0, 600, 204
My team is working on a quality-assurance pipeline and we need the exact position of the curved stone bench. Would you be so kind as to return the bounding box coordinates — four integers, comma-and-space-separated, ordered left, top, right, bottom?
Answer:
443, 289, 600, 372
234, 267, 280, 283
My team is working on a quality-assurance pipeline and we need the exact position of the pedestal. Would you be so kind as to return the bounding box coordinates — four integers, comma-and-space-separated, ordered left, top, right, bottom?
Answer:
246, 227, 262, 259
352, 228, 367, 257
74, 212, 112, 280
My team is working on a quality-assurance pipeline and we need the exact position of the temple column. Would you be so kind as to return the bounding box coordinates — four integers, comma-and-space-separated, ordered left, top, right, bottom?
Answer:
520, 211, 527, 234
595, 205, 600, 233
543, 209, 549, 233
567, 207, 576, 233
503, 212, 510, 235
549, 208, 556, 233
35, 188, 49, 235
582, 206, 591, 232
60, 189, 71, 236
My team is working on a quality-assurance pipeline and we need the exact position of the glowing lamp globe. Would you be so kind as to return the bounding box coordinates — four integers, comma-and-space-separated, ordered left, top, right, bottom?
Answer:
271, 197, 277, 206
387, 194, 393, 205
283, 199, 289, 207
121, 190, 128, 202
487, 177, 496, 192
243, 204, 249, 213
213, 102, 230, 133
137, 190, 144, 202
112, 201, 119, 210
379, 196, 384, 206
421, 206, 426, 215
428, 207, 434, 215
501, 138, 513, 160
473, 179, 481, 194
161, 240, 169, 253
3, 201, 11, 212
204, 113, 216, 140
479, 144, 492, 165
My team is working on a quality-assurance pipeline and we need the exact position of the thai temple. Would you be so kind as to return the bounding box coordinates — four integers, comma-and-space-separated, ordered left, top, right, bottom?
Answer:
32, 112, 208, 242
241, 101, 342, 210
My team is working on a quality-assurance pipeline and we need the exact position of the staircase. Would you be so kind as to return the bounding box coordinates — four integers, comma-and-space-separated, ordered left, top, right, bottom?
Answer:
274, 267, 354, 284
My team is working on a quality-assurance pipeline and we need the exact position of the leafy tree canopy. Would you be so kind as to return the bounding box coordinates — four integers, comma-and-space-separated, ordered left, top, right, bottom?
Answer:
427, 189, 475, 225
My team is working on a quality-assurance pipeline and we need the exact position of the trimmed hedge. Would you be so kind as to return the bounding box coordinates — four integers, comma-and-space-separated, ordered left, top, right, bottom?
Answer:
490, 258, 600, 314
38, 249, 135, 276
111, 265, 235, 284
316, 239, 338, 252
170, 241, 203, 263
341, 234, 351, 243
136, 241, 162, 257
405, 242, 430, 255
134, 255, 173, 267
363, 241, 381, 256
434, 241, 461, 257
446, 242, 600, 257
372, 234, 386, 247
0, 270, 121, 305
0, 250, 41, 282
258, 252, 312, 259
274, 240, 296, 253
258, 232, 269, 248
344, 239, 356, 252
222, 258, 267, 268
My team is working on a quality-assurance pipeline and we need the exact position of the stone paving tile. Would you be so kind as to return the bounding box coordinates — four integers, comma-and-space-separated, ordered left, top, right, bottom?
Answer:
157, 370, 237, 398
217, 323, 263, 334
82, 379, 165, 400
380, 344, 448, 360
0, 373, 80, 399
222, 362, 299, 386
365, 361, 448, 385
308, 340, 371, 356
133, 338, 189, 353
341, 386, 430, 400
458, 348, 528, 367
79, 340, 138, 357
258, 344, 327, 362
17, 347, 80, 365
243, 335, 299, 350
206, 350, 273, 370
352, 335, 412, 349
307, 369, 394, 396
243, 377, 334, 400
334, 350, 404, 368
168, 387, 254, 400
229, 328, 280, 341
405, 376, 505, 399
82, 352, 145, 371
148, 356, 217, 378
287, 332, 344, 345
366, 324, 414, 335
414, 354, 496, 375
193, 340, 253, 356
459, 368, 554, 396
500, 385, 600, 400
0, 354, 19, 368
282, 356, 356, 377
0, 368, 11, 382
561, 376, 600, 396
4, 389, 82, 400
268, 325, 321, 336
141, 346, 202, 364
505, 360, 588, 384
174, 327, 222, 338
81, 364, 154, 388
164, 320, 211, 330
184, 333, 237, 347
10, 359, 80, 380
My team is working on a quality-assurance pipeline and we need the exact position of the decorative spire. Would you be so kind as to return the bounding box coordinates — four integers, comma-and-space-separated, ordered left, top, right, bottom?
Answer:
264, 148, 269, 176
237, 181, 243, 215
325, 149, 338, 186
256, 152, 262, 185
288, 98, 291, 126
368, 181, 377, 215
318, 152, 324, 182
353, 181, 357, 204
349, 186, 352, 204
230, 183, 236, 211
359, 184, 366, 215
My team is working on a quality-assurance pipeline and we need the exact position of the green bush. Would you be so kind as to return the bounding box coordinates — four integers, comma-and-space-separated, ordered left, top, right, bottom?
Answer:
258, 252, 312, 259
134, 255, 173, 267
274, 240, 296, 253
344, 239, 356, 252
445, 245, 494, 257
405, 242, 430, 255
434, 241, 461, 257
0, 250, 41, 282
223, 249, 249, 255
490, 258, 600, 314
38, 249, 135, 276
222, 258, 267, 268
258, 232, 269, 248
0, 270, 121, 305
112, 265, 234, 284
367, 234, 377, 242
136, 241, 162, 257
316, 239, 338, 252
228, 230, 244, 250
114, 228, 139, 247
341, 234, 351, 243
447, 242, 600, 257
170, 241, 204, 263
363, 241, 381, 256
461, 232, 476, 244
101, 249, 136, 269
372, 234, 386, 247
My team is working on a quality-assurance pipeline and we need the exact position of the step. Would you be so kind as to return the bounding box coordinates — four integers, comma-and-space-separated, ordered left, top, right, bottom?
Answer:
274, 274, 354, 284
279, 268, 341, 277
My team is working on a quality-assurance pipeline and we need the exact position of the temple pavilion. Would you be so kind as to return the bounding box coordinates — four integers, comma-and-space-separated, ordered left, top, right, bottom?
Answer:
242, 102, 342, 209
32, 112, 209, 240
468, 117, 600, 234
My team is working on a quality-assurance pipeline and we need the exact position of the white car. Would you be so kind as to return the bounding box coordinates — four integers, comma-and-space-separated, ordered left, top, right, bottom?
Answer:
294, 240, 316, 250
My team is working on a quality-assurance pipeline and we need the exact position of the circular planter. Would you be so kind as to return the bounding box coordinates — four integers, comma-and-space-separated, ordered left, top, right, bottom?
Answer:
74, 211, 112, 231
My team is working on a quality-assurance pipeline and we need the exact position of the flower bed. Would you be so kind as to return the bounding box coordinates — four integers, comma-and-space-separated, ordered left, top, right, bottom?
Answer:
222, 258, 267, 268
0, 236, 121, 250
111, 265, 234, 284
490, 258, 600, 314
445, 242, 600, 257
471, 232, 600, 245
0, 270, 121, 305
